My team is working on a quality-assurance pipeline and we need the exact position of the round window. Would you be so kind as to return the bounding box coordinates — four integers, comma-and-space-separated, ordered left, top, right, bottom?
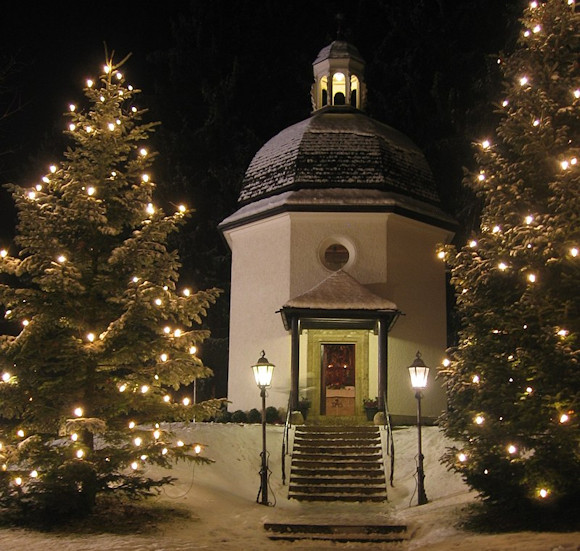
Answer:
322, 243, 349, 271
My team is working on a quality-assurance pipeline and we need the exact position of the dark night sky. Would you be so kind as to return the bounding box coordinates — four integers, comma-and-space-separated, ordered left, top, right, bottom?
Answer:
0, 1, 520, 244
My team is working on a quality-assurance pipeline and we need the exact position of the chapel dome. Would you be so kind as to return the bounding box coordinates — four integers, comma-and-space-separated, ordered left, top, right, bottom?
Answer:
238, 106, 440, 206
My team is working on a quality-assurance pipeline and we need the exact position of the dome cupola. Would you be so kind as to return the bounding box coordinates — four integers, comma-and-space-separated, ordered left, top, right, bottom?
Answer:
311, 40, 367, 111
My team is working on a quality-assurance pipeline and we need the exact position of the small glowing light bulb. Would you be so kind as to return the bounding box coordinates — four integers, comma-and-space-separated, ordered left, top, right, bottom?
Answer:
437, 250, 445, 259
160, 354, 168, 362
104, 64, 111, 74
69, 123, 76, 131
153, 430, 161, 439
177, 440, 184, 447
76, 449, 84, 459
189, 346, 197, 355
458, 453, 467, 462
527, 273, 537, 283
87, 332, 95, 342
498, 262, 508, 271
85, 126, 93, 133
478, 173, 485, 182
139, 148, 147, 156
574, 89, 580, 99
108, 122, 115, 131
481, 140, 490, 149
30, 470, 38, 478
472, 375, 480, 384
174, 329, 182, 337
1, 372, 10, 382
183, 288, 191, 297
532, 24, 541, 33
142, 174, 150, 183
525, 215, 534, 224
561, 160, 569, 170
129, 421, 136, 429
14, 477, 22, 486
141, 385, 149, 394
508, 444, 517, 454
162, 448, 168, 455
131, 461, 139, 470
570, 247, 578, 257
1, 249, 7, 258
194, 444, 202, 455
57, 255, 66, 263
22, 319, 29, 327
539, 488, 549, 498
530, 0, 538, 7
442, 358, 451, 367
116, 72, 122, 79
154, 298, 162, 306
74, 407, 83, 417
502, 99, 509, 107
178, 205, 186, 213
533, 119, 540, 127
134, 437, 142, 446
526, 386, 533, 394
524, 30, 531, 37
492, 225, 501, 233
86, 79, 94, 88
87, 186, 96, 196
163, 395, 171, 403
69, 104, 76, 112
469, 240, 477, 248
163, 326, 171, 334
146, 203, 155, 215
558, 329, 569, 337
475, 415, 485, 425
28, 191, 36, 200
71, 433, 78, 441
17, 429, 24, 437
559, 413, 569, 423
182, 397, 190, 406
132, 276, 140, 283
519, 76, 528, 86
119, 384, 127, 392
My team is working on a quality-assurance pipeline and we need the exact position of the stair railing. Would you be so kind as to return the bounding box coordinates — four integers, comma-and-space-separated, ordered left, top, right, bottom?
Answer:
382, 392, 395, 487
281, 393, 292, 485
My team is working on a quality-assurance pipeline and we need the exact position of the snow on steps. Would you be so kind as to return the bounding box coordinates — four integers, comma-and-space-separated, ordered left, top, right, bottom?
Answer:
264, 522, 409, 543
289, 425, 388, 503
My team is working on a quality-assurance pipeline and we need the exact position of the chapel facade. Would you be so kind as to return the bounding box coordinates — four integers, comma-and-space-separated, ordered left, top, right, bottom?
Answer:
219, 38, 456, 424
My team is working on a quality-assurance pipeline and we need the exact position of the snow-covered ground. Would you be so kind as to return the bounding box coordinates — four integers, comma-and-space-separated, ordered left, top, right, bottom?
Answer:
0, 423, 577, 550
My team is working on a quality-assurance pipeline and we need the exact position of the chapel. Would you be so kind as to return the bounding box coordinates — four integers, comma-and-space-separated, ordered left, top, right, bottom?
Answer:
219, 38, 456, 424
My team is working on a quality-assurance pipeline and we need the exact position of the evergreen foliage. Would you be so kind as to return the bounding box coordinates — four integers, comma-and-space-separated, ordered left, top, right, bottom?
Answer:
0, 55, 222, 523
440, 0, 579, 513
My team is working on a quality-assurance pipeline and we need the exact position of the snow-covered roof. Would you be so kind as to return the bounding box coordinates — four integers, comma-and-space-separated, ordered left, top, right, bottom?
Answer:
313, 40, 365, 65
283, 269, 398, 311
238, 107, 440, 206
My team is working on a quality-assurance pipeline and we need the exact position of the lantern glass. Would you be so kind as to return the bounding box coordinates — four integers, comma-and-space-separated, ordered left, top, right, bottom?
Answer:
252, 351, 275, 389
409, 366, 429, 389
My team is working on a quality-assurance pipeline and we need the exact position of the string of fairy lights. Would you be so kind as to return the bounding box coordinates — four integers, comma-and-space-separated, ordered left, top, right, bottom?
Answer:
434, 0, 578, 501
0, 61, 207, 489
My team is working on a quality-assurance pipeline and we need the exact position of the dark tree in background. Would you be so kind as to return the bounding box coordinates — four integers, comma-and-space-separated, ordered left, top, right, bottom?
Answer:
440, 0, 579, 516
0, 56, 222, 522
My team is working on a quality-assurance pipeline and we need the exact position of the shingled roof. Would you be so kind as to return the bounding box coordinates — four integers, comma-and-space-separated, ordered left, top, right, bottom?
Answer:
238, 106, 440, 206
283, 270, 398, 311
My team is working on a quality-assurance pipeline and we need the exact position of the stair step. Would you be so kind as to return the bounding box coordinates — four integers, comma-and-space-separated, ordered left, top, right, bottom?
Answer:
292, 459, 383, 469
294, 447, 380, 456
297, 425, 379, 432
291, 476, 384, 485
289, 484, 386, 495
264, 522, 407, 535
292, 453, 382, 462
288, 493, 387, 502
264, 523, 407, 543
291, 467, 384, 477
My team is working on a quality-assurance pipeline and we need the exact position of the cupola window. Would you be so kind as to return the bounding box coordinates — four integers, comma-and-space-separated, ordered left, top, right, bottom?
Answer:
332, 72, 346, 105
350, 75, 359, 108
321, 76, 328, 106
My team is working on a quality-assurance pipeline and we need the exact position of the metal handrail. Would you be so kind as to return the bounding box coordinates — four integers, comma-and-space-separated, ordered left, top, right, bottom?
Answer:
383, 392, 395, 487
281, 393, 292, 485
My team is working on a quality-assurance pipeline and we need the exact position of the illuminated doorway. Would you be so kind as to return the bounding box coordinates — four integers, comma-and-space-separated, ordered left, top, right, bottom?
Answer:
321, 344, 355, 416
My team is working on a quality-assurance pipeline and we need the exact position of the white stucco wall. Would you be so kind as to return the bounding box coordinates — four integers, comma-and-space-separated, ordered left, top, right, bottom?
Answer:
224, 209, 453, 419
223, 214, 293, 412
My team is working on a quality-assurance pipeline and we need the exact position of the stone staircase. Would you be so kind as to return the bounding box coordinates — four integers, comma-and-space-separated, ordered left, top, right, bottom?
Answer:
288, 425, 387, 502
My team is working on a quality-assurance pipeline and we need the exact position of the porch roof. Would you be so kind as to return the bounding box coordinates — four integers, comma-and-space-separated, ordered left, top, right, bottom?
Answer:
279, 270, 400, 330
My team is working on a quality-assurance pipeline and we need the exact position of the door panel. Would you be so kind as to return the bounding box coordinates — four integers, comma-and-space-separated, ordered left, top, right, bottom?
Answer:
321, 343, 355, 416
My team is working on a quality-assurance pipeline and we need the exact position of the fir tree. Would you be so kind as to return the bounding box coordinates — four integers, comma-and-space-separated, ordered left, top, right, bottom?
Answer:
440, 0, 579, 515
0, 55, 222, 522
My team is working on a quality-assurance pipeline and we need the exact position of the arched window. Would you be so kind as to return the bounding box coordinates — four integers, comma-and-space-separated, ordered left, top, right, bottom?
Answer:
350, 75, 359, 108
332, 72, 346, 105
320, 76, 328, 107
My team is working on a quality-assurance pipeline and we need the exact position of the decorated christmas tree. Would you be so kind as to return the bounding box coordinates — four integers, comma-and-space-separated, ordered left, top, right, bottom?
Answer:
0, 55, 222, 522
440, 0, 579, 514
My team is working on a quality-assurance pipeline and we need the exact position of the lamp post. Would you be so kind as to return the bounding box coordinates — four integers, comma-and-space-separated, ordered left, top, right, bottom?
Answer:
252, 350, 275, 506
408, 351, 429, 505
